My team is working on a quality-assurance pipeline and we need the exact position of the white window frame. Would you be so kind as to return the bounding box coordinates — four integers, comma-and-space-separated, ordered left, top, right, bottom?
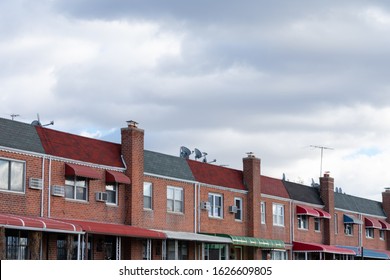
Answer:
234, 197, 243, 221
379, 230, 385, 240
167, 186, 183, 213
0, 158, 25, 193
143, 182, 153, 210
298, 215, 308, 229
261, 202, 266, 224
344, 224, 353, 236
105, 183, 118, 205
314, 217, 321, 232
365, 228, 374, 239
272, 203, 284, 226
65, 176, 88, 201
208, 193, 223, 218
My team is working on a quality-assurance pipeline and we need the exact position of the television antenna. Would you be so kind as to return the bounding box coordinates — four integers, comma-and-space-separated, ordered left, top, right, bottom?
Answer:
310, 145, 334, 178
10, 114, 20, 120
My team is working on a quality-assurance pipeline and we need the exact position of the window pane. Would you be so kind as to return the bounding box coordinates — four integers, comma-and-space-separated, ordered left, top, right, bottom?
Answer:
76, 186, 86, 200
144, 196, 151, 209
65, 185, 74, 199
167, 199, 174, 212
75, 178, 86, 187
10, 162, 24, 191
167, 188, 174, 200
174, 188, 182, 200
144, 183, 151, 196
106, 184, 115, 191
107, 190, 116, 204
174, 200, 183, 212
0, 160, 9, 190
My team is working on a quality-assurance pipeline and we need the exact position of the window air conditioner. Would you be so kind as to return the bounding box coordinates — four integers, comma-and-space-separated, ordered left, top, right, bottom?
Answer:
200, 201, 211, 210
29, 178, 43, 190
96, 192, 108, 202
51, 185, 65, 197
229, 205, 238, 213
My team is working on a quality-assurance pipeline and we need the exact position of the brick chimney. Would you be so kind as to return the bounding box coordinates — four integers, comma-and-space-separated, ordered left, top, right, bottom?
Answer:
121, 120, 144, 226
382, 188, 390, 250
319, 172, 335, 245
243, 153, 261, 238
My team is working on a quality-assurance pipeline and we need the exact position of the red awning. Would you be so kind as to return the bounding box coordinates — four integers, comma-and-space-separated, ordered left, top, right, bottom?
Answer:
296, 205, 320, 217
293, 241, 356, 255
56, 219, 166, 239
314, 208, 331, 219
65, 163, 101, 180
106, 170, 131, 185
379, 220, 390, 230
0, 213, 83, 233
365, 217, 382, 229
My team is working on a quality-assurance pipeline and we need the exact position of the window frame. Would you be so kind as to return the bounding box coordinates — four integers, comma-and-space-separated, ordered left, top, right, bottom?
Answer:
167, 186, 184, 213
105, 182, 118, 205
365, 228, 374, 239
143, 182, 153, 210
65, 176, 88, 201
297, 215, 308, 230
208, 193, 223, 218
344, 224, 353, 236
261, 201, 266, 224
234, 197, 243, 221
314, 217, 321, 232
0, 158, 26, 193
272, 203, 285, 226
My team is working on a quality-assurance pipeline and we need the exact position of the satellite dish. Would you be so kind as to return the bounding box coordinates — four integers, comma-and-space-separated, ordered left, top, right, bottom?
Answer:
180, 146, 192, 159
194, 148, 202, 160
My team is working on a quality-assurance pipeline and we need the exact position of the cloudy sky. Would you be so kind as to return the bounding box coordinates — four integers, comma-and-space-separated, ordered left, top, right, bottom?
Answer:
2, 0, 390, 202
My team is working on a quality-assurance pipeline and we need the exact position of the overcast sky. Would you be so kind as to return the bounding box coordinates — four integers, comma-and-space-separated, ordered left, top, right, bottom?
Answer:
2, 0, 390, 202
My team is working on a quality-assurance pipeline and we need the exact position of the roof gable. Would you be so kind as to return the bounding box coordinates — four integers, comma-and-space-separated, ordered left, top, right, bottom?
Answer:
187, 159, 245, 191
144, 150, 195, 181
35, 126, 123, 167
0, 117, 45, 154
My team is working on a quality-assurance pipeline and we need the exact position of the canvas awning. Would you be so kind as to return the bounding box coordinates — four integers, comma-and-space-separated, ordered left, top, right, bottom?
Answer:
343, 214, 363, 224
293, 241, 356, 255
314, 208, 331, 219
217, 234, 285, 249
105, 170, 130, 184
364, 217, 382, 229
65, 163, 101, 179
337, 246, 390, 259
157, 230, 232, 243
379, 220, 390, 230
296, 205, 320, 217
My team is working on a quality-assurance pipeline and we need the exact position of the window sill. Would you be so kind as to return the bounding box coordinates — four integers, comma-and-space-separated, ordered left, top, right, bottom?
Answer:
65, 198, 89, 204
298, 227, 309, 231
0, 189, 25, 195
106, 203, 118, 207
167, 211, 184, 216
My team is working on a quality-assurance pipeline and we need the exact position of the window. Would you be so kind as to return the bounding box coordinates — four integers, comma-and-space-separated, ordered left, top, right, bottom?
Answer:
273, 203, 284, 226
65, 176, 88, 201
314, 218, 321, 231
167, 186, 183, 213
0, 159, 25, 192
5, 230, 28, 260
234, 197, 242, 221
344, 224, 353, 236
143, 182, 152, 209
208, 193, 223, 218
380, 230, 385, 240
365, 228, 374, 239
106, 183, 117, 204
165, 240, 188, 260
298, 215, 308, 229
204, 244, 227, 260
261, 202, 266, 224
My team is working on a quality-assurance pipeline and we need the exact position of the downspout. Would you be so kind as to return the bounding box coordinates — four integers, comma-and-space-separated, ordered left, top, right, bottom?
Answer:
194, 182, 197, 260
198, 183, 201, 233
48, 157, 52, 218
40, 157, 45, 217
290, 200, 294, 260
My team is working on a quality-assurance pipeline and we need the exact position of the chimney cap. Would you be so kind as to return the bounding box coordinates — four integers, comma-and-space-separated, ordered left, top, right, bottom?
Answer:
324, 171, 330, 177
385, 187, 390, 193
246, 152, 256, 158
126, 120, 138, 128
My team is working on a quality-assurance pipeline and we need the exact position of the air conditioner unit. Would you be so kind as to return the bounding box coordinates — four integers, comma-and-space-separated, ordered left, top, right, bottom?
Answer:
51, 185, 65, 197
229, 205, 238, 213
96, 192, 108, 202
29, 178, 43, 190
200, 201, 211, 210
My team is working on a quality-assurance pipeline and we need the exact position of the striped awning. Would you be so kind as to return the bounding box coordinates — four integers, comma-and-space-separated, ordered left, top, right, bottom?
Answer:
296, 205, 320, 217
217, 234, 285, 249
364, 217, 382, 229
343, 214, 363, 225
156, 230, 232, 243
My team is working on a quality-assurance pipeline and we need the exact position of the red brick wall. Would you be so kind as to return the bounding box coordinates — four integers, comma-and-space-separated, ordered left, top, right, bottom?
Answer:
0, 151, 43, 217
320, 173, 335, 245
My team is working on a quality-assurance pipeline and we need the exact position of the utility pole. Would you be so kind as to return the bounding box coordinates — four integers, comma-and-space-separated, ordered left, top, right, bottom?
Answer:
310, 145, 334, 177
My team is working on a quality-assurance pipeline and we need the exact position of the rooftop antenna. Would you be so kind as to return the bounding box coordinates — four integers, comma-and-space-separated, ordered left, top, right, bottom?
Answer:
194, 148, 203, 161
10, 114, 20, 120
31, 113, 54, 126
310, 145, 334, 178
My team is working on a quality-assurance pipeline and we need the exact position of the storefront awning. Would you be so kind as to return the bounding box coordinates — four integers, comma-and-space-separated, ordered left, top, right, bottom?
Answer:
343, 214, 363, 225
364, 217, 382, 229
157, 230, 232, 243
56, 219, 165, 239
0, 213, 83, 234
65, 163, 101, 179
379, 220, 390, 230
296, 205, 320, 217
314, 208, 331, 219
217, 234, 285, 249
337, 246, 390, 259
293, 241, 356, 255
105, 170, 131, 184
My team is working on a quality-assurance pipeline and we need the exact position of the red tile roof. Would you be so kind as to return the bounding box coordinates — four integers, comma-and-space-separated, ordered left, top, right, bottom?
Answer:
187, 159, 245, 191
35, 126, 124, 168
261, 175, 290, 198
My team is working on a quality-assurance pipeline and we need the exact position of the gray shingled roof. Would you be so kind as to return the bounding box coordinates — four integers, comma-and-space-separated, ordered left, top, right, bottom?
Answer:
144, 150, 195, 181
335, 192, 385, 217
283, 180, 324, 205
0, 117, 45, 154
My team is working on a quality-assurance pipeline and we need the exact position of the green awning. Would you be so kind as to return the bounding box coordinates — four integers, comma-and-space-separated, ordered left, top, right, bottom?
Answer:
217, 234, 285, 249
